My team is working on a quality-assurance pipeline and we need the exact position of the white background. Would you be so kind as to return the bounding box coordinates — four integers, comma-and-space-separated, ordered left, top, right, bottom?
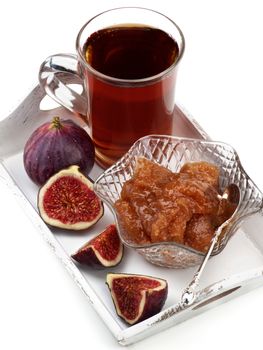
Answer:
0, 0, 263, 349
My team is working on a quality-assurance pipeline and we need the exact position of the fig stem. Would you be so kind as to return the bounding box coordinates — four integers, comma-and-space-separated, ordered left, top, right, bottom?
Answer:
51, 116, 62, 129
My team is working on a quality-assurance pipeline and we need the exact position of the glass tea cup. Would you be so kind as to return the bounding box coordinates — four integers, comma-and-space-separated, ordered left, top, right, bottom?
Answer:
39, 7, 185, 168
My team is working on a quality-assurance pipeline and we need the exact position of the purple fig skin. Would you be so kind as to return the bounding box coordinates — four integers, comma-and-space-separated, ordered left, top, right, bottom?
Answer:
106, 273, 168, 325
72, 246, 110, 270
23, 117, 95, 185
136, 284, 168, 323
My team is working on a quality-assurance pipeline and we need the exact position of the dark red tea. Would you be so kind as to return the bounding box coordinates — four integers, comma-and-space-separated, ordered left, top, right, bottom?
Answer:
84, 25, 179, 167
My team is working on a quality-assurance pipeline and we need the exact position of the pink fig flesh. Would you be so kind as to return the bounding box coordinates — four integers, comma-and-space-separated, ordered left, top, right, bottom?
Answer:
106, 273, 168, 325
38, 165, 103, 230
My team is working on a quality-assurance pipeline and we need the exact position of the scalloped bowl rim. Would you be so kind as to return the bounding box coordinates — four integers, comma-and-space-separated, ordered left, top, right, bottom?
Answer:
94, 134, 262, 257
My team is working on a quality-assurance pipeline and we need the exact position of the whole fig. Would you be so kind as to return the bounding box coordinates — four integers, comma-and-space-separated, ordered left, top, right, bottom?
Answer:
23, 116, 95, 185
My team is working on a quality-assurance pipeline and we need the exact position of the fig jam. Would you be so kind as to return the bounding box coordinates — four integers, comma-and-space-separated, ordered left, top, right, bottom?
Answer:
115, 159, 236, 252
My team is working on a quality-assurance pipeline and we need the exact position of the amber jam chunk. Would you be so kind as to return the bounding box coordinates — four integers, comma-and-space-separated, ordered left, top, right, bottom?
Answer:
115, 158, 236, 253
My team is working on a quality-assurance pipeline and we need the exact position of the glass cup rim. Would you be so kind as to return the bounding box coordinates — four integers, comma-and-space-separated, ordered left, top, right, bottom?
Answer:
76, 6, 185, 85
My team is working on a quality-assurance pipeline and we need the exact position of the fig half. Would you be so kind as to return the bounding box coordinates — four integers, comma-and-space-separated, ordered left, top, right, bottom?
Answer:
71, 225, 123, 269
106, 273, 168, 325
38, 165, 103, 230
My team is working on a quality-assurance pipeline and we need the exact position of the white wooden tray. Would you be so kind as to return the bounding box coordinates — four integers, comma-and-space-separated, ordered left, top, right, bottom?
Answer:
1, 84, 263, 346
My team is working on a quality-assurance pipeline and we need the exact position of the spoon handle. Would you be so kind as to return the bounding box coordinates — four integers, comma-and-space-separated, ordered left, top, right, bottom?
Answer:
181, 225, 223, 306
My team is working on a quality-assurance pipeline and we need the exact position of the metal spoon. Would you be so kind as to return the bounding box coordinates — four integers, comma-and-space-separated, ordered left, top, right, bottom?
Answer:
181, 184, 241, 307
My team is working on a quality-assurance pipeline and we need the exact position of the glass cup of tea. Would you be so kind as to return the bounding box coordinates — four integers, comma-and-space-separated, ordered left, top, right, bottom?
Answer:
39, 7, 185, 168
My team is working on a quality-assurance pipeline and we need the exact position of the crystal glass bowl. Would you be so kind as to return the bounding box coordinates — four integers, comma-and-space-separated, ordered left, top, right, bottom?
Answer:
94, 135, 263, 268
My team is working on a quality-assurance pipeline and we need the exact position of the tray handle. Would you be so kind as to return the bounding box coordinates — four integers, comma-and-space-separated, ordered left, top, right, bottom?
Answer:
118, 267, 263, 346
191, 267, 263, 313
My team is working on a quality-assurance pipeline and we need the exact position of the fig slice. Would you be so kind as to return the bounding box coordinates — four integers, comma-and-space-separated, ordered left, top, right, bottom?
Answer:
71, 224, 123, 269
38, 165, 103, 230
106, 273, 168, 325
